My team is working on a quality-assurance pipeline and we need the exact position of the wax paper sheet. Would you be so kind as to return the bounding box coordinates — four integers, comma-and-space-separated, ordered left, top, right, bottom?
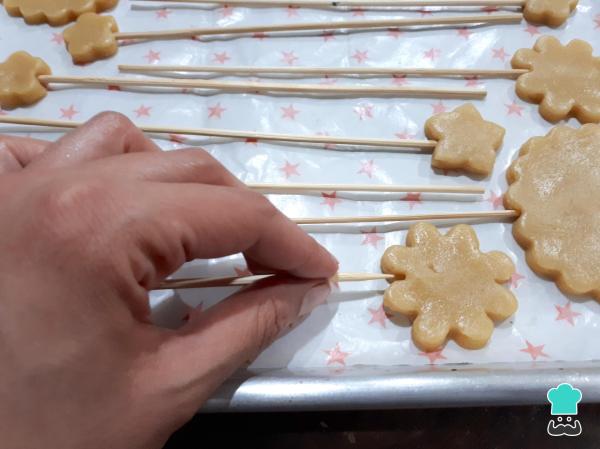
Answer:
1, 0, 600, 369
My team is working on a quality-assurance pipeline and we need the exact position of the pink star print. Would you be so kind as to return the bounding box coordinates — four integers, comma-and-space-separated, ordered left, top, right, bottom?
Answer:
456, 28, 471, 39
464, 76, 482, 87
0, 109, 7, 116
286, 5, 300, 17
324, 343, 349, 366
487, 191, 504, 209
281, 104, 300, 120
208, 103, 226, 119
595, 14, 600, 29
321, 192, 342, 210
555, 302, 581, 326
387, 28, 403, 39
245, 137, 258, 145
144, 50, 161, 64
423, 48, 441, 61
368, 305, 388, 328
361, 228, 384, 248
219, 5, 234, 17
279, 161, 300, 178
510, 272, 525, 289
155, 8, 171, 19
431, 101, 446, 114
319, 75, 337, 85
524, 24, 540, 36
322, 31, 335, 42
351, 50, 369, 64
419, 350, 447, 364
492, 47, 509, 61
281, 51, 299, 66
404, 192, 422, 209
392, 74, 409, 86
520, 340, 549, 361
481, 5, 499, 13
354, 103, 374, 120
253, 32, 267, 39
419, 8, 433, 16
107, 85, 121, 91
316, 131, 336, 149
169, 134, 187, 144
351, 7, 365, 16
59, 105, 78, 119
213, 52, 230, 64
50, 32, 64, 44
505, 101, 524, 116
357, 160, 376, 178
395, 130, 416, 140
234, 266, 253, 277
134, 105, 152, 118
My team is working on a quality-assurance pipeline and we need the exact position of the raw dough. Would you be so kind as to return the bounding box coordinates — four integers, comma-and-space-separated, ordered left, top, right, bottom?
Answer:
504, 124, 600, 301
424, 103, 505, 177
63, 13, 119, 64
381, 223, 517, 352
4, 0, 117, 26
511, 35, 600, 124
0, 51, 51, 110
523, 0, 578, 27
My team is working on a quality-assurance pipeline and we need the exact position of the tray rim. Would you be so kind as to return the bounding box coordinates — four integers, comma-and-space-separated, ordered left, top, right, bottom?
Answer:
202, 360, 600, 412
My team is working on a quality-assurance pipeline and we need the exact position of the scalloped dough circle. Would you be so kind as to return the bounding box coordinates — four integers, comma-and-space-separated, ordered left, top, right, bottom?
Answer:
511, 35, 600, 124
523, 0, 578, 27
4, 0, 118, 26
0, 51, 51, 110
504, 124, 600, 301
381, 223, 517, 352
63, 13, 119, 64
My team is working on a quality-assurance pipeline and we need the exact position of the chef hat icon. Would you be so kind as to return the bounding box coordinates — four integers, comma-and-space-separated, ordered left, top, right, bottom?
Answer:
547, 383, 582, 415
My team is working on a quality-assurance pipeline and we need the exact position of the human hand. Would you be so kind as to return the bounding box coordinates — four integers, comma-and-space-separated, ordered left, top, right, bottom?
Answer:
0, 112, 337, 449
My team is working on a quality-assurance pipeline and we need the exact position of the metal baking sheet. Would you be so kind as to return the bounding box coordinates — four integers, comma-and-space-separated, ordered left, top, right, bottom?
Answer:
2, 0, 600, 410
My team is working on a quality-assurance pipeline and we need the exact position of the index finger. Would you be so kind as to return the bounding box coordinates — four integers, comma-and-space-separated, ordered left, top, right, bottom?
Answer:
0, 135, 49, 174
133, 182, 338, 283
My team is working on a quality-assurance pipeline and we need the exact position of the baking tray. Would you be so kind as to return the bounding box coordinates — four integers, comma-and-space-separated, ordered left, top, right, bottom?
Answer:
3, 0, 600, 411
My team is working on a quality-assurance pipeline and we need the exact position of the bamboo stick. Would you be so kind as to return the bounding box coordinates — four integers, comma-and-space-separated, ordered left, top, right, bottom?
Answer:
132, 0, 525, 5
38, 75, 486, 99
119, 64, 528, 79
0, 116, 438, 151
248, 183, 485, 194
158, 272, 395, 289
113, 14, 523, 40
293, 209, 518, 224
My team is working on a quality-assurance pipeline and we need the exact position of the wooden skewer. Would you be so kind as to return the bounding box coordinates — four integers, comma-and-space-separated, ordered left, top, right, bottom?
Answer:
293, 209, 518, 224
119, 65, 528, 79
248, 183, 484, 194
158, 272, 395, 289
38, 75, 486, 99
0, 116, 437, 151
132, 0, 525, 6
113, 14, 523, 40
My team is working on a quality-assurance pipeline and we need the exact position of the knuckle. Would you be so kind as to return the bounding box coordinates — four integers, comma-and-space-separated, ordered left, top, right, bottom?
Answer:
91, 111, 135, 133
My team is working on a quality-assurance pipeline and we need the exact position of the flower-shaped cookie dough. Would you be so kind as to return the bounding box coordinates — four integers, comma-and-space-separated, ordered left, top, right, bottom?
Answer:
424, 103, 505, 177
381, 223, 517, 351
0, 51, 51, 110
504, 124, 600, 301
523, 0, 578, 27
4, 0, 117, 26
512, 35, 600, 124
63, 13, 119, 64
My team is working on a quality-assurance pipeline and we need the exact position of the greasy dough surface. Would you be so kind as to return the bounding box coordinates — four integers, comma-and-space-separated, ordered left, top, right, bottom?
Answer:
424, 103, 505, 177
381, 223, 517, 352
523, 0, 578, 27
4, 0, 117, 26
504, 124, 600, 301
63, 13, 119, 64
511, 35, 600, 124
0, 51, 51, 110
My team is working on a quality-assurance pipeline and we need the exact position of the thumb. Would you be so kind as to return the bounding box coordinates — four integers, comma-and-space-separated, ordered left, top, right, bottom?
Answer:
150, 277, 331, 406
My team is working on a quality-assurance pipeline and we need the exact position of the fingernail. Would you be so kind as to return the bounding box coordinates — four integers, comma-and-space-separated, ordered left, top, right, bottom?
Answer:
299, 282, 331, 316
